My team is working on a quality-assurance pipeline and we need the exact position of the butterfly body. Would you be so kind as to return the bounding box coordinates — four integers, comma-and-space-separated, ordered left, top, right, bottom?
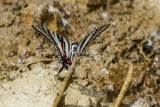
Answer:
58, 41, 78, 72
32, 24, 110, 73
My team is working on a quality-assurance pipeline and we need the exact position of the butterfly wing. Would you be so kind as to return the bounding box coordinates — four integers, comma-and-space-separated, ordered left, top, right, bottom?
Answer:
77, 24, 110, 56
32, 25, 71, 59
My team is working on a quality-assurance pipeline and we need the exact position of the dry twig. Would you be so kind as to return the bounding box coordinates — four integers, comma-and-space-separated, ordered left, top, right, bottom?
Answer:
137, 44, 151, 63
113, 64, 133, 107
25, 58, 54, 67
52, 57, 78, 107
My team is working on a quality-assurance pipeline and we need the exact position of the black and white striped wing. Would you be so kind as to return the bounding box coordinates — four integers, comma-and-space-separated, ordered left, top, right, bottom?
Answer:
77, 24, 110, 56
32, 25, 71, 58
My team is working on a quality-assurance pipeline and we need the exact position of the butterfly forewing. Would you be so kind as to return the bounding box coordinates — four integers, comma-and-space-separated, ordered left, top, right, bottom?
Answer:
32, 25, 71, 59
77, 24, 110, 56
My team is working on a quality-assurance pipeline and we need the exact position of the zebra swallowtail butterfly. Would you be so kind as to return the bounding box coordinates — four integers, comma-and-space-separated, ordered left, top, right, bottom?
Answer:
32, 24, 110, 73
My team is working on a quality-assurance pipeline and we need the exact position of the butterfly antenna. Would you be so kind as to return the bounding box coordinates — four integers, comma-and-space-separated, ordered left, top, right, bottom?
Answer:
58, 65, 64, 73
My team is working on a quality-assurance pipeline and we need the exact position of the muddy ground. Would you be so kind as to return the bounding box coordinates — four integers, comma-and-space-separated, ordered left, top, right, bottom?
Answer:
0, 0, 160, 107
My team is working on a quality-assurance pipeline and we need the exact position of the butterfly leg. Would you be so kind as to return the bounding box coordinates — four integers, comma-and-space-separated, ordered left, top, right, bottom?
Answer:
57, 65, 64, 74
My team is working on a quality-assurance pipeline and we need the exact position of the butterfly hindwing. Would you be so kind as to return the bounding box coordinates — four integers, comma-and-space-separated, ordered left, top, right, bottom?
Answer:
77, 24, 110, 56
32, 25, 71, 58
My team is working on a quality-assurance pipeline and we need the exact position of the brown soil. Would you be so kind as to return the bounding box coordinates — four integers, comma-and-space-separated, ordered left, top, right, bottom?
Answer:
0, 0, 160, 106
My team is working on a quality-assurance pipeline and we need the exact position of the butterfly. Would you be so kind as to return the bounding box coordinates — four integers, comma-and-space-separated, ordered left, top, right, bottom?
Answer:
32, 24, 110, 73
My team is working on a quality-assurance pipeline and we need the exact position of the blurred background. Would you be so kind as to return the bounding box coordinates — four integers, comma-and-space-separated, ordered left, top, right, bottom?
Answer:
0, 0, 160, 107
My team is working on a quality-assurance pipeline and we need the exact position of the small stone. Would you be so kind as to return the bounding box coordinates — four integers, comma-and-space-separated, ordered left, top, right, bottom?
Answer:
101, 68, 109, 75
6, 72, 17, 81
101, 12, 109, 19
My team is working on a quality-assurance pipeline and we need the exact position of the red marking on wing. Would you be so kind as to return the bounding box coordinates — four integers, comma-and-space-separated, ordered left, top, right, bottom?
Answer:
61, 37, 65, 56
67, 61, 72, 65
